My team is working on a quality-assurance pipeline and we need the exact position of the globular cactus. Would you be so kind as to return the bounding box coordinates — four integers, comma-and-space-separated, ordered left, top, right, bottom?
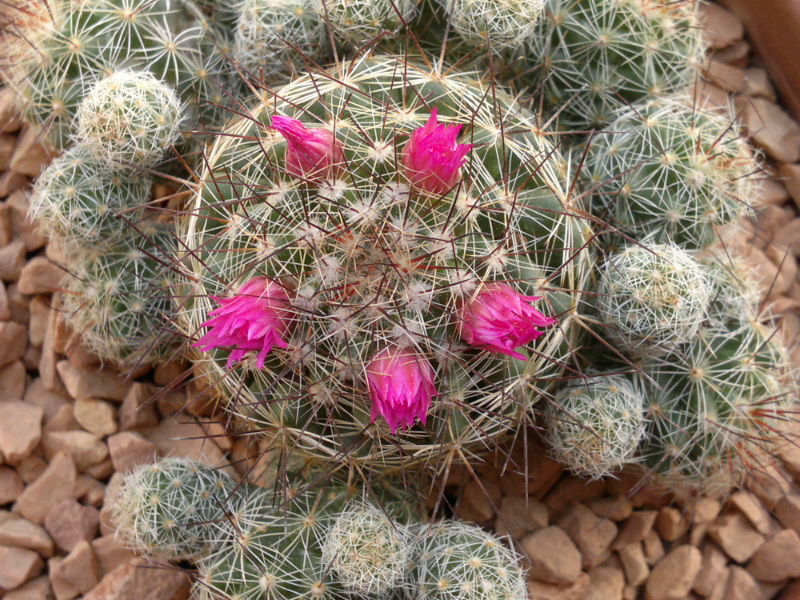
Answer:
412, 521, 527, 600
29, 146, 153, 252
108, 458, 242, 560
321, 502, 412, 596
587, 96, 760, 248
520, 0, 704, 129
324, 0, 418, 48
544, 374, 646, 479
75, 70, 186, 168
640, 318, 795, 494
231, 0, 326, 79
58, 223, 179, 366
4, 0, 228, 149
596, 243, 713, 356
437, 0, 545, 52
178, 54, 590, 475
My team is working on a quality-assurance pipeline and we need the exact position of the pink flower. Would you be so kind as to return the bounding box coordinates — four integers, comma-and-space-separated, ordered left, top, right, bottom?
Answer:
271, 115, 345, 180
366, 347, 439, 434
460, 283, 557, 360
193, 277, 292, 369
402, 107, 474, 195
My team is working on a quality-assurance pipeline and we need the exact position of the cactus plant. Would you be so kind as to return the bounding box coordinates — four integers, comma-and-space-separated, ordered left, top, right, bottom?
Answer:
324, 0, 418, 48
586, 96, 760, 248
437, 0, 545, 52
75, 70, 186, 168
177, 54, 590, 476
544, 373, 646, 479
520, 0, 704, 130
29, 145, 154, 252
596, 242, 713, 356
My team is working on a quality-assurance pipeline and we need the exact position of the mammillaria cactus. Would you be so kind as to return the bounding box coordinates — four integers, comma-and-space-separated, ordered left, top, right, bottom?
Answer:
520, 0, 704, 130
596, 243, 713, 356
324, 0, 418, 48
75, 70, 186, 168
177, 53, 590, 475
587, 96, 760, 248
544, 374, 646, 479
437, 0, 545, 52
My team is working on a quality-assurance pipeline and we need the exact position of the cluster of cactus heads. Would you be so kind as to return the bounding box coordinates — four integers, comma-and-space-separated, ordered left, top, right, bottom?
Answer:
111, 458, 527, 600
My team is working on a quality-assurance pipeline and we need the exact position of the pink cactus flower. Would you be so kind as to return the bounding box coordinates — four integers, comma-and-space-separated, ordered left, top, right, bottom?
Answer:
271, 115, 345, 180
366, 346, 439, 434
402, 107, 474, 195
193, 277, 293, 369
460, 283, 557, 360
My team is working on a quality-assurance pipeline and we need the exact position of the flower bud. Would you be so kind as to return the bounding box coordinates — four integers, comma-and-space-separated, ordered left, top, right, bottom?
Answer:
271, 115, 345, 180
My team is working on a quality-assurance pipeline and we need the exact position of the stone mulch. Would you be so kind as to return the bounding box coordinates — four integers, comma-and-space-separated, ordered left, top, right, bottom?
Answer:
1, 2, 800, 599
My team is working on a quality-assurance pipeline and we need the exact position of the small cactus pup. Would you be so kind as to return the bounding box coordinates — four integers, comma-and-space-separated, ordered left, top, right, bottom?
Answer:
75, 70, 186, 168
109, 458, 243, 560
57, 221, 180, 367
544, 374, 646, 479
521, 0, 705, 130
231, 0, 326, 80
596, 242, 713, 356
435, 0, 545, 52
178, 54, 590, 475
412, 521, 527, 600
28, 145, 153, 252
3, 0, 229, 149
640, 317, 796, 495
323, 0, 418, 48
321, 502, 413, 596
587, 96, 761, 248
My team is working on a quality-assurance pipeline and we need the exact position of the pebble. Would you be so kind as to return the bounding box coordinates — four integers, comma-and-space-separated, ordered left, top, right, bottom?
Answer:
74, 398, 118, 437
17, 257, 63, 295
527, 572, 590, 600
585, 566, 625, 600
15, 451, 77, 524
775, 493, 800, 533
693, 542, 728, 596
44, 499, 100, 554
748, 529, 800, 582
0, 517, 54, 557
0, 400, 43, 464
777, 163, 800, 208
6, 191, 46, 251
90, 535, 135, 577
107, 431, 159, 474
618, 541, 649, 586
736, 96, 800, 163
0, 135, 15, 170
708, 512, 766, 563
43, 405, 80, 433
774, 219, 800, 256
730, 491, 779, 536
42, 431, 109, 471
15, 455, 47, 484
55, 361, 131, 402
559, 503, 618, 568
645, 545, 702, 600
0, 88, 22, 134
0, 171, 28, 198
642, 528, 665, 565
3, 575, 53, 600
8, 125, 56, 177
118, 382, 159, 430
523, 526, 582, 584
0, 545, 43, 590
0, 320, 28, 367
0, 466, 23, 504
655, 506, 688, 542
725, 565, 766, 600
613, 510, 657, 550
587, 497, 633, 522
455, 476, 501, 523
746, 67, 778, 100
142, 416, 230, 470
82, 559, 191, 600
75, 475, 105, 507
0, 360, 26, 400
495, 496, 548, 539
48, 541, 99, 600
700, 3, 744, 49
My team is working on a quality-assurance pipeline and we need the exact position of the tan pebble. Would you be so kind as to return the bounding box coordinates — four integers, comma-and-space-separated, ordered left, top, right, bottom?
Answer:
642, 529, 664, 566
693, 542, 728, 596
83, 458, 114, 480
0, 135, 15, 170
55, 360, 131, 402
0, 280, 10, 320
527, 572, 590, 600
48, 541, 99, 600
44, 499, 100, 553
107, 431, 158, 474
98, 474, 123, 537
748, 463, 793, 509
74, 398, 118, 437
38, 314, 66, 396
498, 437, 562, 498
15, 451, 77, 524
42, 405, 80, 433
559, 503, 617, 568
15, 454, 47, 484
756, 176, 790, 207
27, 296, 49, 346
724, 565, 765, 600
587, 497, 633, 522
0, 88, 22, 134
655, 506, 688, 542
703, 59, 745, 92
90, 535, 135, 578
645, 545, 702, 600
708, 512, 766, 563
545, 479, 606, 516
0, 321, 28, 367
17, 257, 63, 296
711, 39, 750, 67
522, 526, 582, 584
6, 191, 46, 252
21, 344, 41, 371
613, 510, 657, 550
0, 545, 43, 590
42, 431, 108, 471
3, 575, 53, 600
748, 529, 800, 582
585, 566, 624, 600
142, 416, 232, 471
0, 171, 29, 198
0, 361, 27, 400
153, 357, 188, 386
455, 476, 502, 523
75, 474, 106, 507
775, 493, 800, 533
777, 163, 800, 208
745, 67, 777, 100
700, 3, 744, 49
731, 491, 779, 536
118, 382, 159, 430
9, 125, 56, 177
0, 400, 43, 464
618, 541, 649, 586
0, 517, 54, 557
82, 559, 190, 600
0, 466, 23, 504
736, 96, 800, 163
495, 495, 548, 539
688, 496, 721, 524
